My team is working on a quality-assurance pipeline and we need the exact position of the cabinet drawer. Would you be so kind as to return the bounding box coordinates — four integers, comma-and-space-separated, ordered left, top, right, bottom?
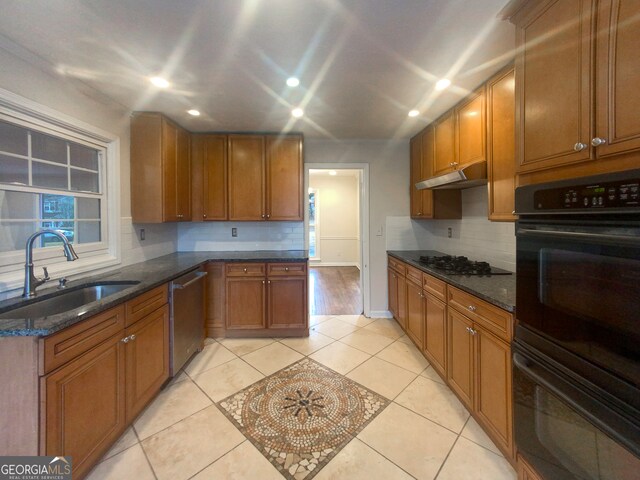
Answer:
448, 286, 513, 342
423, 273, 446, 301
406, 264, 422, 285
125, 285, 168, 327
41, 305, 125, 375
388, 256, 406, 276
267, 262, 307, 276
225, 263, 266, 277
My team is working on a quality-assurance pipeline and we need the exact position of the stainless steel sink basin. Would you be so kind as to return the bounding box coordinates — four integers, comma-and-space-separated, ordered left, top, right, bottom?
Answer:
0, 282, 140, 319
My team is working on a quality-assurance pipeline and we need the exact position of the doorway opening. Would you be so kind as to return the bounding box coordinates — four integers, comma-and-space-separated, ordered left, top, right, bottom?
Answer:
305, 165, 369, 316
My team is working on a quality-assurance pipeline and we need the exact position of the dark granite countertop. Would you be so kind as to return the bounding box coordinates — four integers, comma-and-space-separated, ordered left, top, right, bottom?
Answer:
0, 250, 308, 337
387, 250, 515, 312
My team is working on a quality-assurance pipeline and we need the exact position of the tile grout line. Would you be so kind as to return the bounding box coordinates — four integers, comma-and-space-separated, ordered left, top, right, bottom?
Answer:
353, 436, 419, 480
433, 433, 463, 480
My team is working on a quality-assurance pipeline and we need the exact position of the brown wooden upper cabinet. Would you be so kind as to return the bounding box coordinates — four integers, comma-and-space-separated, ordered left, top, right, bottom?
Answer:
131, 112, 191, 223
455, 88, 486, 170
487, 65, 516, 221
410, 126, 462, 220
507, 0, 640, 184
433, 111, 456, 176
191, 134, 228, 221
228, 134, 303, 221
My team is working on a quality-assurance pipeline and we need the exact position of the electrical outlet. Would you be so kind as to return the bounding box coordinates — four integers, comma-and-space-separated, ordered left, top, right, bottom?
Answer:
232, 227, 238, 237
447, 227, 452, 238
140, 228, 145, 241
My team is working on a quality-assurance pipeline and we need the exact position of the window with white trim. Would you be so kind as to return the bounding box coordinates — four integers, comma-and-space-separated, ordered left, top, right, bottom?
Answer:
0, 119, 105, 252
0, 90, 120, 294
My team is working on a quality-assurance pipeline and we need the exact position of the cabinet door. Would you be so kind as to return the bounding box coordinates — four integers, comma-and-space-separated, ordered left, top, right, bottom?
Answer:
205, 262, 226, 338
419, 126, 435, 217
475, 326, 513, 458
515, 0, 594, 172
228, 135, 265, 220
405, 280, 424, 349
176, 126, 191, 220
410, 134, 423, 218
487, 66, 516, 221
125, 305, 170, 423
191, 135, 228, 221
266, 136, 303, 221
433, 111, 456, 176
397, 274, 407, 330
595, 0, 640, 158
226, 277, 266, 329
388, 267, 399, 320
42, 333, 126, 479
162, 119, 179, 222
424, 293, 447, 378
455, 88, 486, 169
268, 277, 307, 329
447, 309, 473, 408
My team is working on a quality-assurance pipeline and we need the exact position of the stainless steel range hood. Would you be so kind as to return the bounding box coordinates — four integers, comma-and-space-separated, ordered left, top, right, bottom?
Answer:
415, 161, 487, 190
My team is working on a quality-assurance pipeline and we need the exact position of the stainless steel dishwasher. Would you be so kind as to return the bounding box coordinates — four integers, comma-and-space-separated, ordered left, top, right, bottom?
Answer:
170, 267, 207, 376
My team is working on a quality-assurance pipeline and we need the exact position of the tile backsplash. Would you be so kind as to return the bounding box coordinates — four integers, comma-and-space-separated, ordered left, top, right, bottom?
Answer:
177, 222, 305, 251
386, 186, 516, 271
122, 217, 178, 265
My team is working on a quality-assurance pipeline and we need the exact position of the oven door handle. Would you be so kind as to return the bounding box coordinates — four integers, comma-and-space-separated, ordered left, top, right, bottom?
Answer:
514, 352, 640, 457
517, 228, 640, 246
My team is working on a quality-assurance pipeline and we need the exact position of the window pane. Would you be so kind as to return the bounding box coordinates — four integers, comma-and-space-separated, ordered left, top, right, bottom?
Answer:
69, 143, 99, 170
33, 161, 68, 189
0, 221, 37, 252
78, 198, 100, 219
0, 190, 38, 219
41, 194, 74, 220
0, 154, 28, 185
70, 168, 99, 192
32, 131, 67, 164
40, 221, 74, 247
78, 221, 100, 243
0, 121, 28, 156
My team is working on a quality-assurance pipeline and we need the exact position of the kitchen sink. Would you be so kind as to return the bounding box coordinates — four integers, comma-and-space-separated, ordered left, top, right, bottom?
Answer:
0, 281, 140, 319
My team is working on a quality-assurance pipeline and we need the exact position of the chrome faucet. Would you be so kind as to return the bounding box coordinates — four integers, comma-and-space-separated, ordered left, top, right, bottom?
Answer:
23, 229, 78, 297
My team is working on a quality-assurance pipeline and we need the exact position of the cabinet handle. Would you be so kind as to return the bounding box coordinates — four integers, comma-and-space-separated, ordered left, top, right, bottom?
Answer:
468, 305, 477, 312
177, 214, 184, 218
262, 280, 265, 284
129, 334, 136, 341
471, 329, 477, 336
417, 212, 422, 215
266, 214, 270, 219
573, 142, 588, 152
591, 137, 607, 147
121, 336, 130, 343
268, 280, 271, 284
466, 326, 472, 333
452, 162, 458, 166
243, 268, 248, 273
203, 214, 207, 218
261, 214, 266, 218
285, 267, 289, 271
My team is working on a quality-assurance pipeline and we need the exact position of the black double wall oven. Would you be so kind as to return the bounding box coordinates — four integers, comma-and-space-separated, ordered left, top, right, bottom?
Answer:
514, 169, 640, 479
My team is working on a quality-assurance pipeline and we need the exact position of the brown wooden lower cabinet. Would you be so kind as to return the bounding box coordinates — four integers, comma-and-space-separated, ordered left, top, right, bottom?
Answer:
125, 304, 170, 422
224, 261, 308, 335
423, 292, 447, 377
387, 267, 407, 329
405, 279, 424, 349
447, 308, 474, 408
38, 285, 172, 479
42, 332, 126, 480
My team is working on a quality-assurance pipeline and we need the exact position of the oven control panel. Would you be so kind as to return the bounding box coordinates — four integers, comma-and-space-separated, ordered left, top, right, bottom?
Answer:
534, 178, 640, 210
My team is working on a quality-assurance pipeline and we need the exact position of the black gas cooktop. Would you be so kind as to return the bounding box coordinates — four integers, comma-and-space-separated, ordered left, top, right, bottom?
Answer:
418, 255, 512, 276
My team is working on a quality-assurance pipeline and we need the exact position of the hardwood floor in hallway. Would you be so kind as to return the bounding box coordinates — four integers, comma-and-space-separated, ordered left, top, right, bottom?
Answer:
309, 266, 363, 315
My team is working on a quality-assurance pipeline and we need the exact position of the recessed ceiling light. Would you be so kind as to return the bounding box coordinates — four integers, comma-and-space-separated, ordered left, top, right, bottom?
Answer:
329, 170, 337, 176
187, 109, 200, 116
408, 110, 420, 117
435, 78, 451, 91
149, 76, 170, 88
286, 77, 300, 87
291, 108, 304, 118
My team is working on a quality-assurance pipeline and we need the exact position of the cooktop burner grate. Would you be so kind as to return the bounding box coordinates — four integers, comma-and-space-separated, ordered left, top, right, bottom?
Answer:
418, 255, 512, 276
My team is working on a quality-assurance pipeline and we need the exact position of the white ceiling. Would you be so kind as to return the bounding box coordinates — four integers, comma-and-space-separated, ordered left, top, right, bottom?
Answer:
0, 0, 515, 139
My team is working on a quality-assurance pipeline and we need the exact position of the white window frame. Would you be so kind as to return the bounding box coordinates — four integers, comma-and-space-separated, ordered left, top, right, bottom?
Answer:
308, 188, 320, 261
0, 87, 121, 293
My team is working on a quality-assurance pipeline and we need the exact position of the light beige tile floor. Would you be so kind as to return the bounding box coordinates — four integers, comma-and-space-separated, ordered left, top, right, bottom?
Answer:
87, 316, 516, 480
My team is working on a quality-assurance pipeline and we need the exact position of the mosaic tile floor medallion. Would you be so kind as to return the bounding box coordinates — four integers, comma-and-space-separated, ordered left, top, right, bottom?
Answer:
217, 358, 389, 479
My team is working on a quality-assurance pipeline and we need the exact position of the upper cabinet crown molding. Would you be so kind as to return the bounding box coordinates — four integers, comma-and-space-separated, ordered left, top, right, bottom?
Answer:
510, 0, 640, 186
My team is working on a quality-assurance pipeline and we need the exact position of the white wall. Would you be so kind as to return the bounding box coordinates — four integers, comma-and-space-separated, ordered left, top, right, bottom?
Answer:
386, 186, 516, 271
309, 174, 360, 266
0, 45, 177, 285
305, 139, 410, 314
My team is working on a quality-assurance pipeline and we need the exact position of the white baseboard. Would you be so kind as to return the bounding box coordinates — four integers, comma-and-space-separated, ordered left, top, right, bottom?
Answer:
310, 262, 360, 267
368, 310, 393, 318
